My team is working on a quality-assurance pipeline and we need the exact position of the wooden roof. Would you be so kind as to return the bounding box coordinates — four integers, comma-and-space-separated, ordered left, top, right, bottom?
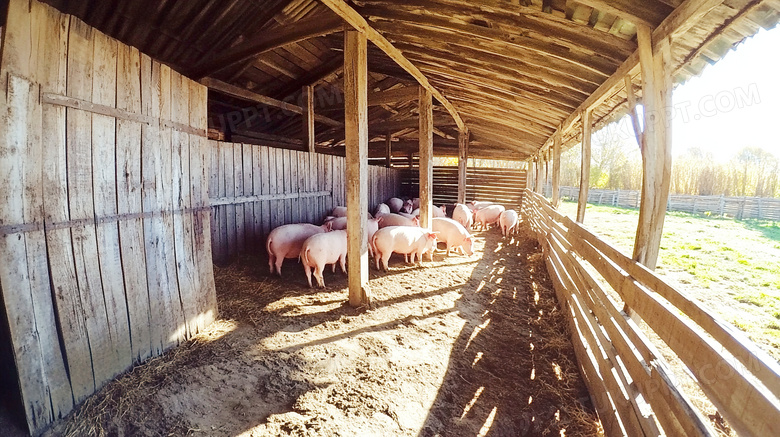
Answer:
39, 0, 780, 160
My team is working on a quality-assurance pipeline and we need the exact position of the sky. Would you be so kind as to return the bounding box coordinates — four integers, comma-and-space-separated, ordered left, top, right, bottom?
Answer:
609, 25, 780, 163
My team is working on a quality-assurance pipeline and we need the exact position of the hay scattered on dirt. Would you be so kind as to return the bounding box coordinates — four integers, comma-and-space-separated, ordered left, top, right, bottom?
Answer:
46, 224, 601, 436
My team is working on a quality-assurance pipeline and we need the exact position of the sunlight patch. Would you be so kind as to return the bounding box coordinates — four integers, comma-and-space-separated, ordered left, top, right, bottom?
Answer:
477, 406, 497, 437
460, 386, 484, 419
464, 319, 491, 351
472, 351, 483, 367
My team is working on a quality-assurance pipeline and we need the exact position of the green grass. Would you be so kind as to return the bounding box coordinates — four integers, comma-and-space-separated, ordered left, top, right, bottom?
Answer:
556, 200, 780, 358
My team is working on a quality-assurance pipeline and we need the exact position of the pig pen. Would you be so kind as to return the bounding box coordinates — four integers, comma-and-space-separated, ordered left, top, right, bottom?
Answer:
44, 225, 601, 436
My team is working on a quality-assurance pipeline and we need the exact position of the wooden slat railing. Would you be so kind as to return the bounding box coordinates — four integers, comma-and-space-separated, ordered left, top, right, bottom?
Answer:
522, 189, 780, 436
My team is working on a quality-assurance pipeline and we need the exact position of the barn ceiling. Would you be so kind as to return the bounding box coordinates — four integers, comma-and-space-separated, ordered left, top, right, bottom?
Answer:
39, 0, 780, 161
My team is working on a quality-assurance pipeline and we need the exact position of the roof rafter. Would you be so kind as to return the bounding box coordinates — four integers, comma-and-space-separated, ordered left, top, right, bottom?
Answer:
319, 0, 466, 131
191, 13, 345, 79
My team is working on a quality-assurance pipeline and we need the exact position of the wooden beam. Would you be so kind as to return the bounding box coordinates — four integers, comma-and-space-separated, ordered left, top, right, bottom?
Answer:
385, 132, 392, 168
303, 85, 315, 153
419, 86, 434, 229
577, 109, 592, 223
624, 75, 644, 151
570, 0, 665, 28
457, 129, 469, 204
191, 13, 344, 79
633, 26, 673, 271
367, 86, 420, 106
552, 131, 561, 207
548, 0, 723, 149
319, 0, 466, 131
201, 78, 344, 127
272, 55, 343, 100
344, 30, 371, 307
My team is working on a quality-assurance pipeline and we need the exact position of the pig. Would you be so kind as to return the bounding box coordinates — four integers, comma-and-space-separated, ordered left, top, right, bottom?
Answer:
378, 213, 420, 228
366, 217, 381, 258
372, 226, 439, 271
300, 230, 348, 288
398, 212, 416, 220
387, 197, 404, 213
432, 217, 474, 256
412, 197, 420, 210
375, 203, 391, 216
474, 204, 506, 231
452, 203, 473, 229
266, 222, 332, 275
401, 199, 413, 214
499, 209, 519, 237
410, 205, 446, 218
468, 200, 493, 211
331, 206, 347, 217
326, 216, 347, 230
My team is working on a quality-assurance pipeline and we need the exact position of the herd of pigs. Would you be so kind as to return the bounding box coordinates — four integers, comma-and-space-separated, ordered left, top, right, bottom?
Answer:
266, 197, 519, 288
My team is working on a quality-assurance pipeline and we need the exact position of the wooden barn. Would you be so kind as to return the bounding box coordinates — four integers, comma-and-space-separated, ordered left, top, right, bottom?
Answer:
1, 0, 779, 435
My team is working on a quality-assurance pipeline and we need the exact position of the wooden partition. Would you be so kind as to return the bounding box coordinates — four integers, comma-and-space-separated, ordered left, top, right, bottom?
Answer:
522, 189, 780, 436
0, 1, 217, 433
402, 166, 527, 208
208, 141, 403, 263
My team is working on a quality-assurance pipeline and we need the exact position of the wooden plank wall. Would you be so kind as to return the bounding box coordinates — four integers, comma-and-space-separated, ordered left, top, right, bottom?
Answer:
401, 166, 527, 209
208, 141, 403, 264
556, 186, 780, 221
0, 1, 217, 434
523, 189, 780, 437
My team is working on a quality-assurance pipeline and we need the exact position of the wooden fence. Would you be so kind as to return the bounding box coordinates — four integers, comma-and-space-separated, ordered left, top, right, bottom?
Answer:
554, 186, 780, 220
522, 189, 780, 436
208, 141, 403, 263
402, 166, 527, 208
0, 1, 217, 433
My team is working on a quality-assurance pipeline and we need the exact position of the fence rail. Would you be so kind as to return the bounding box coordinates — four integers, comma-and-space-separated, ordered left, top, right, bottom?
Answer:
522, 189, 780, 436
550, 186, 780, 220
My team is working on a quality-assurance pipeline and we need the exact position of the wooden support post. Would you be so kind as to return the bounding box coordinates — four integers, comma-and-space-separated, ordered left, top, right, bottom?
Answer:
303, 85, 315, 153
419, 86, 433, 229
552, 132, 562, 207
577, 109, 592, 223
633, 25, 673, 270
344, 30, 371, 307
457, 129, 469, 204
624, 76, 644, 151
408, 153, 413, 168
544, 149, 550, 196
534, 156, 543, 193
385, 132, 392, 168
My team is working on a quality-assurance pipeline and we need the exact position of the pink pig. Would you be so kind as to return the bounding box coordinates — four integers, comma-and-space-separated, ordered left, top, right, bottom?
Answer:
499, 209, 519, 237
452, 203, 473, 229
474, 205, 505, 231
432, 217, 474, 256
266, 222, 332, 275
372, 226, 438, 271
300, 230, 348, 288
378, 213, 420, 228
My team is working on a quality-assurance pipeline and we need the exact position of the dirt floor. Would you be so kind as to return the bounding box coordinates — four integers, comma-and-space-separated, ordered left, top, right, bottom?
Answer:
44, 225, 601, 436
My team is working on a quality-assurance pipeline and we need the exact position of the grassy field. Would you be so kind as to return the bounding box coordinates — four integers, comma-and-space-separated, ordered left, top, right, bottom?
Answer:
556, 201, 780, 360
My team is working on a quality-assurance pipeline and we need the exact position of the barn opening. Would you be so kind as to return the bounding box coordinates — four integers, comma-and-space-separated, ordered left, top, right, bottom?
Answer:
1, 0, 780, 435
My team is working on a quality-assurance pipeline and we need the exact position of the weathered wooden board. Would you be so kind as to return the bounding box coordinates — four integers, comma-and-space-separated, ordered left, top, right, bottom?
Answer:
115, 43, 152, 363
234, 142, 246, 254
67, 17, 118, 391
36, 4, 82, 418
92, 28, 133, 376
